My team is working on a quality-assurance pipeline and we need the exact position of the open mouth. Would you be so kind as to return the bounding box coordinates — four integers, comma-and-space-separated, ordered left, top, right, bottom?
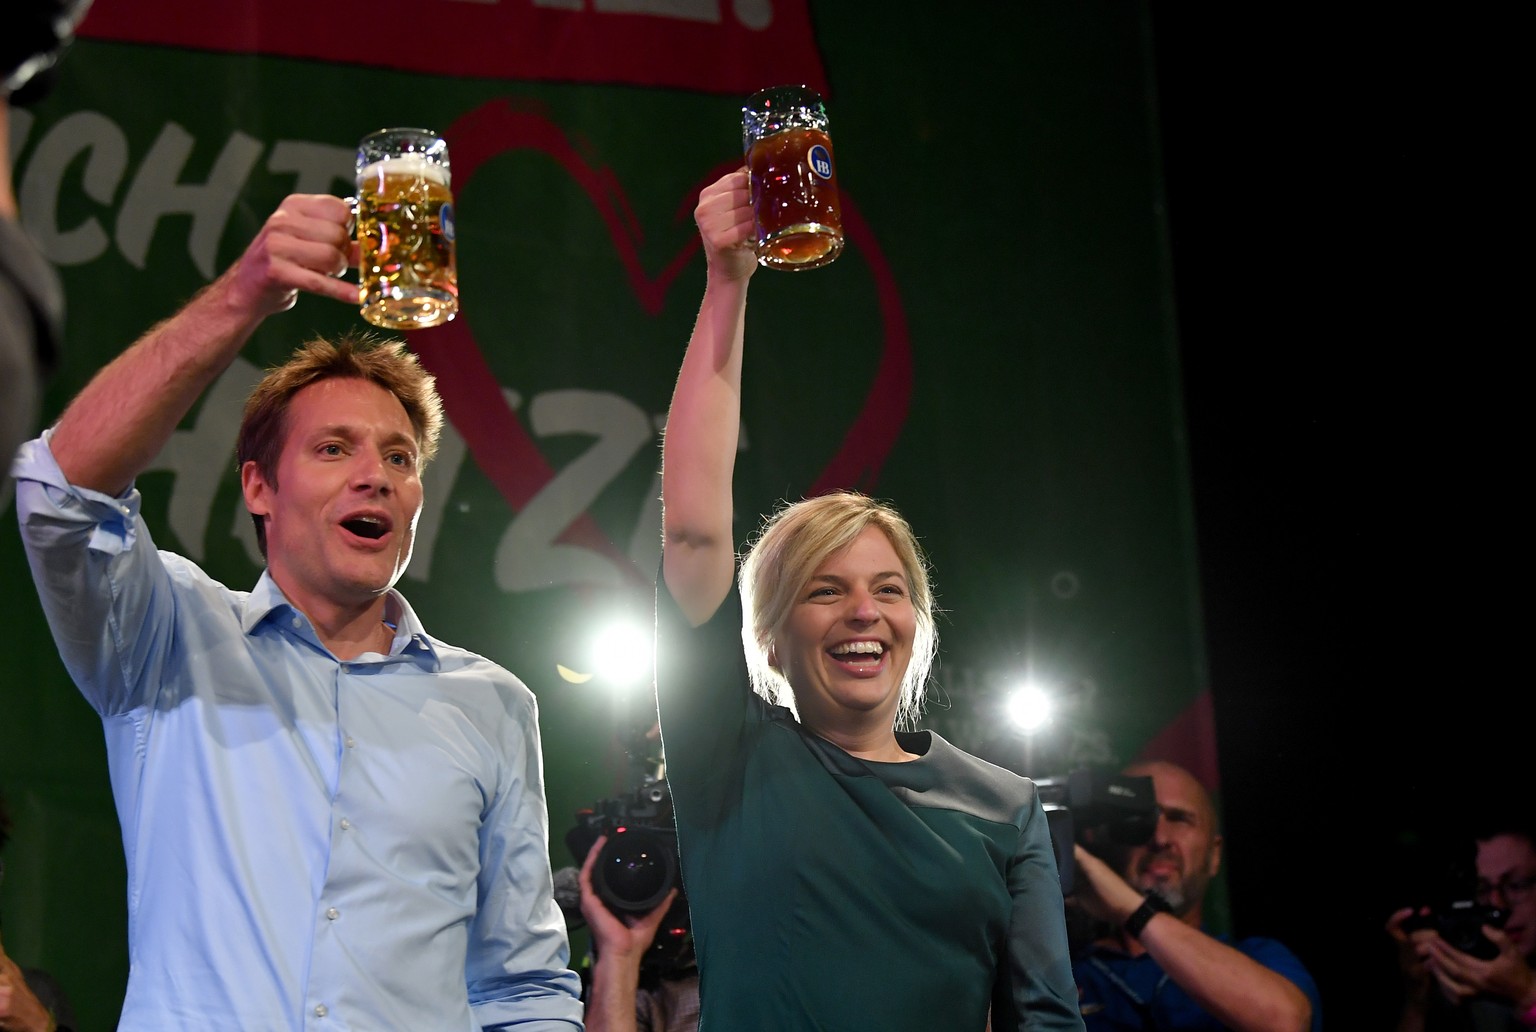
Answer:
829, 641, 885, 666
341, 515, 389, 540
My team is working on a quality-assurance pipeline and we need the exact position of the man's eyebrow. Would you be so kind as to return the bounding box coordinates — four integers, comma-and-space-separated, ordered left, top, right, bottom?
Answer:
308, 424, 417, 449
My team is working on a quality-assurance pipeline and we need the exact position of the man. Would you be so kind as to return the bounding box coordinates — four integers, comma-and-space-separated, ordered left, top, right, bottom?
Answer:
1387, 821, 1536, 1030
1069, 759, 1320, 1031
11, 193, 583, 1030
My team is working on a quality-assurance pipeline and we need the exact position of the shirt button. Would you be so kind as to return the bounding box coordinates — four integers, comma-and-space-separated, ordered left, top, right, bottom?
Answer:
345, 736, 356, 749
291, 616, 302, 628
339, 818, 351, 830
326, 907, 340, 921
314, 1004, 328, 1017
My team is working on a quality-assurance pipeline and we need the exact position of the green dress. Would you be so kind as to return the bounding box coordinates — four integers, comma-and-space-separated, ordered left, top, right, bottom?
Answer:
655, 580, 1085, 1031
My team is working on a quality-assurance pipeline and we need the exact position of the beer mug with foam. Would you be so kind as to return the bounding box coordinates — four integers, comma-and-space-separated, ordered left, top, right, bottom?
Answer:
355, 128, 458, 329
741, 85, 844, 270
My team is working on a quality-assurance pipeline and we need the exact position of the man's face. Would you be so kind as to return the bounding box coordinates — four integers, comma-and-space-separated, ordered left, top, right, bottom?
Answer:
242, 376, 423, 614
1475, 833, 1536, 959
1118, 762, 1222, 915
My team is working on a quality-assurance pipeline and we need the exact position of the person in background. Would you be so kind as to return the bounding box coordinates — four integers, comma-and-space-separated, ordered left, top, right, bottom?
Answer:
575, 834, 698, 1032
653, 167, 1084, 1030
0, 0, 92, 512
1387, 819, 1536, 1030
1069, 759, 1320, 1031
0, 790, 77, 1032
10, 190, 582, 1030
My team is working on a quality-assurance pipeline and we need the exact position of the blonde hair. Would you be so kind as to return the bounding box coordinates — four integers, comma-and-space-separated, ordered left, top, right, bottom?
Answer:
738, 490, 937, 731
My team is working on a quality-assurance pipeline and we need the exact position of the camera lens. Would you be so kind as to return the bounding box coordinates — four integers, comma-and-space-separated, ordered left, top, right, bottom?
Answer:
594, 825, 677, 913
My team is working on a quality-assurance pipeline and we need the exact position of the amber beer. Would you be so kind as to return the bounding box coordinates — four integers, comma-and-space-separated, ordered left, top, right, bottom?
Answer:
742, 86, 844, 270
356, 129, 458, 330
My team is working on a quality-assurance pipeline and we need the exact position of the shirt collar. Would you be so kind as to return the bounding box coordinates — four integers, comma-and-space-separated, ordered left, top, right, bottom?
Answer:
243, 570, 441, 667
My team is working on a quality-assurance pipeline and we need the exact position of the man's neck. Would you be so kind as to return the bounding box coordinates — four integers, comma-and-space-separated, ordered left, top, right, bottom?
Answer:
271, 573, 394, 660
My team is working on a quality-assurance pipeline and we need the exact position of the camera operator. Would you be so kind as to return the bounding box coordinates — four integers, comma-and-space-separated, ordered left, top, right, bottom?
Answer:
564, 719, 698, 1032
1386, 819, 1536, 1031
1068, 760, 1320, 1031
576, 834, 697, 1032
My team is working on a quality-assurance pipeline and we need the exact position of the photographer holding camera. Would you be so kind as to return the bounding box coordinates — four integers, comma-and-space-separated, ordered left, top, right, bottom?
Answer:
563, 720, 699, 1032
1386, 819, 1536, 1031
1068, 760, 1321, 1031
575, 833, 697, 1032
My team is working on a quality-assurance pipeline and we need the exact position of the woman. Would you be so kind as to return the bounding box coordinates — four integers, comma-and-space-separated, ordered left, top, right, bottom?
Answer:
655, 168, 1084, 1030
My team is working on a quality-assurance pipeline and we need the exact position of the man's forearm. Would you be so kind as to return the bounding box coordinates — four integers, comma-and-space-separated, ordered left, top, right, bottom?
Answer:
48, 268, 262, 494
1138, 915, 1312, 1032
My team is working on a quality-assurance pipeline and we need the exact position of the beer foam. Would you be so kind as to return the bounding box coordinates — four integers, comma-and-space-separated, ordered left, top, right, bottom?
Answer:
359, 154, 449, 185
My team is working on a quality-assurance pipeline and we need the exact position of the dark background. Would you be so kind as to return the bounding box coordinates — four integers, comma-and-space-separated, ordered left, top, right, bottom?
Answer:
1151, 8, 1518, 1025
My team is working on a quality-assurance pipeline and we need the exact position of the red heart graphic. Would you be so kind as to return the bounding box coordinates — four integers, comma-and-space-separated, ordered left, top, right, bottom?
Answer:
409, 99, 912, 588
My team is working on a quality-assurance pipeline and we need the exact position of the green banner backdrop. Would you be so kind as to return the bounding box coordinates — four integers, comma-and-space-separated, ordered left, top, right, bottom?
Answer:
1, 4, 1214, 1027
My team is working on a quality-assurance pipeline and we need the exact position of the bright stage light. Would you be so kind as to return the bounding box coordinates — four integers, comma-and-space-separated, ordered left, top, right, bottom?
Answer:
588, 617, 653, 688
1005, 681, 1055, 734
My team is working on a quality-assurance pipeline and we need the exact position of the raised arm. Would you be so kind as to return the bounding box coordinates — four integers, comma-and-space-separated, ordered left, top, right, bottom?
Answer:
47, 193, 356, 495
660, 169, 758, 627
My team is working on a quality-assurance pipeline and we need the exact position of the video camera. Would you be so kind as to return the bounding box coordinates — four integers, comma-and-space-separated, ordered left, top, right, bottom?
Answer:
1035, 768, 1158, 896
565, 776, 692, 978
567, 778, 681, 915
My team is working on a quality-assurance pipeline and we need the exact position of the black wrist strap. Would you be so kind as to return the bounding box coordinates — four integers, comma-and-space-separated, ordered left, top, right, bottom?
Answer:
1123, 892, 1171, 939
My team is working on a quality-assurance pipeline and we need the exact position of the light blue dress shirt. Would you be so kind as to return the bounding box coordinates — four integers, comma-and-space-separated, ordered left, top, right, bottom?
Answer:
13, 433, 584, 1031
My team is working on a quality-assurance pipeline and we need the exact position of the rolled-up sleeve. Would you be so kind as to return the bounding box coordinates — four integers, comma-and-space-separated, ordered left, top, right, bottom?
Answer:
12, 431, 175, 717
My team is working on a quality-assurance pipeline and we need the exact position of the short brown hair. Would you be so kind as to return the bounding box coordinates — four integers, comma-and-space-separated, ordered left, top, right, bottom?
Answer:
236, 332, 444, 556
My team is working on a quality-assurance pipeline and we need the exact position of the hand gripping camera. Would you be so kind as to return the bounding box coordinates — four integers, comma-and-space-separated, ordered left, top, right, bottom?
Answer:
567, 778, 681, 915
1400, 900, 1508, 960
566, 777, 693, 978
1034, 768, 1159, 896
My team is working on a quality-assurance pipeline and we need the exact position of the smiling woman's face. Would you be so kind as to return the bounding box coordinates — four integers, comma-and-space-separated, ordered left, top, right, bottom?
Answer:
774, 526, 915, 735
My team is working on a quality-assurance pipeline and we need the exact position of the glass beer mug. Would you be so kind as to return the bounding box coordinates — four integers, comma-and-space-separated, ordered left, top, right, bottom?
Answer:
741, 85, 844, 270
355, 127, 459, 329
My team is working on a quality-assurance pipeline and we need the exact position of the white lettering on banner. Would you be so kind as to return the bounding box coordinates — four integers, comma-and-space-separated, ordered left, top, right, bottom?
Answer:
16, 113, 351, 272
266, 141, 354, 196
15, 111, 679, 595
18, 109, 125, 265
116, 124, 264, 278
493, 387, 656, 591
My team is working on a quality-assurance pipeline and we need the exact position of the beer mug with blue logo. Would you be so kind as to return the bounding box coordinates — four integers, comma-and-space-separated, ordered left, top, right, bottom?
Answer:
741, 85, 844, 270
